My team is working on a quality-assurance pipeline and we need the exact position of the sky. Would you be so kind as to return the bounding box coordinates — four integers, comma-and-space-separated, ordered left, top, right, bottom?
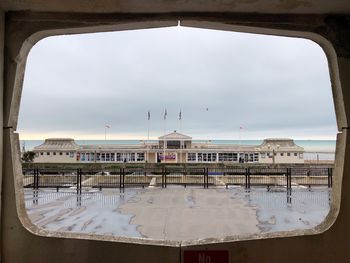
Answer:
17, 25, 337, 140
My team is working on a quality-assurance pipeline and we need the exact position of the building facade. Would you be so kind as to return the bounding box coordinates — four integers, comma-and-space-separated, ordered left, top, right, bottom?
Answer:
32, 132, 304, 164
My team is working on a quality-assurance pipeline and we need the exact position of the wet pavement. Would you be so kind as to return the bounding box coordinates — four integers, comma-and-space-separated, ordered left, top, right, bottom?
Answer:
24, 186, 331, 241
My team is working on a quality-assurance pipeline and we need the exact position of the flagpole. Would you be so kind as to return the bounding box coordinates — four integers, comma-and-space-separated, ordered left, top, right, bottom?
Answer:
105, 124, 110, 143
147, 111, 150, 163
163, 108, 167, 164
179, 109, 182, 163
147, 120, 150, 142
179, 109, 182, 133
239, 125, 243, 163
239, 126, 241, 162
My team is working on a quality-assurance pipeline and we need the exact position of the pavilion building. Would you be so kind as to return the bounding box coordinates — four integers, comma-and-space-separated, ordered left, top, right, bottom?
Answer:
32, 131, 304, 164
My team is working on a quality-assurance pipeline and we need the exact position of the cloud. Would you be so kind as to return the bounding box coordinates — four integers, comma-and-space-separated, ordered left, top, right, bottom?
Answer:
18, 26, 337, 140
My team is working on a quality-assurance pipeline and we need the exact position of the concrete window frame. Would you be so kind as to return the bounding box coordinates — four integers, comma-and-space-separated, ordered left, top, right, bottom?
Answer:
2, 12, 349, 262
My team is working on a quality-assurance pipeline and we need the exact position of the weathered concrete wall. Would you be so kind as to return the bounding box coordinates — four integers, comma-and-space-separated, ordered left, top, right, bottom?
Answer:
0, 10, 3, 263
1, 0, 350, 14
1, 9, 350, 263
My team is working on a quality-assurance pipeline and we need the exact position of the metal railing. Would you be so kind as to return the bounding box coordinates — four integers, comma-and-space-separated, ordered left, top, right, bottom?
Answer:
23, 166, 333, 192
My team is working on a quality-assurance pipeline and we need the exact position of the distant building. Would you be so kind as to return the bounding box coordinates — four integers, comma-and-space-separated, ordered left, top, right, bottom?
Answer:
33, 131, 304, 164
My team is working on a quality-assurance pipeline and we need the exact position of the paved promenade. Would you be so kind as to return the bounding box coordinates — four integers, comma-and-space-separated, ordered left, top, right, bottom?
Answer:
24, 187, 330, 241
119, 188, 259, 240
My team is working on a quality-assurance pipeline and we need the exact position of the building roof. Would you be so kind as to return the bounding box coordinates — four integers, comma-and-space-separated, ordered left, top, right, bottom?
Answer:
34, 138, 80, 151
158, 131, 192, 140
258, 138, 304, 152
80, 144, 145, 150
33, 136, 304, 152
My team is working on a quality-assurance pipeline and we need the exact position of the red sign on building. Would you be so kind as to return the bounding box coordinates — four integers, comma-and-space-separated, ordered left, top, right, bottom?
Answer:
183, 250, 229, 263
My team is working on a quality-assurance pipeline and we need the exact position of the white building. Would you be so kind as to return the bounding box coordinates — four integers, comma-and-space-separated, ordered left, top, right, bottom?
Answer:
33, 132, 304, 164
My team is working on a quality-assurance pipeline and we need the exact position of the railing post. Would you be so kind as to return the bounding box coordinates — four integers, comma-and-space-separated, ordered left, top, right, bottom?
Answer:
166, 167, 168, 188
33, 168, 36, 190
80, 169, 82, 193
206, 167, 209, 188
247, 168, 251, 189
34, 168, 38, 190
122, 168, 125, 189
36, 168, 39, 190
331, 168, 333, 188
119, 168, 122, 189
203, 168, 206, 188
328, 167, 333, 188
79, 169, 82, 193
77, 169, 82, 194
287, 168, 292, 191
287, 168, 292, 203
183, 168, 186, 188
76, 169, 79, 194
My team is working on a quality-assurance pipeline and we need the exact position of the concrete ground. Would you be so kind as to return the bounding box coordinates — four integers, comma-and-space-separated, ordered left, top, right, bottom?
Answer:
24, 186, 330, 241
119, 187, 259, 240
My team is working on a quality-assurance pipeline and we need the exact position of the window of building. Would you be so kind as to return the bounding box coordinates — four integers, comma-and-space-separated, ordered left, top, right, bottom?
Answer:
46, 152, 50, 156
287, 153, 291, 156
187, 153, 196, 162
280, 153, 284, 156
197, 153, 216, 162
69, 152, 74, 158
137, 153, 145, 162
253, 153, 259, 162
59, 152, 63, 155
197, 153, 202, 162
218, 153, 238, 162
40, 152, 43, 156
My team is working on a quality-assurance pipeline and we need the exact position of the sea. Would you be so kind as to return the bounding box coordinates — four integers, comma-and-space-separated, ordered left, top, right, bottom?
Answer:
20, 139, 336, 161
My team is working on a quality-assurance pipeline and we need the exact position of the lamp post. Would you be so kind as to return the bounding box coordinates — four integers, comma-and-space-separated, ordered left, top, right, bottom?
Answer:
271, 144, 280, 165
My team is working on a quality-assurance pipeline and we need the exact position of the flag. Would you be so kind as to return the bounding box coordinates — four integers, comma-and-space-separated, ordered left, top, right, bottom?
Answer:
179, 109, 182, 120
239, 126, 244, 130
148, 111, 151, 120
164, 108, 167, 120
105, 124, 111, 129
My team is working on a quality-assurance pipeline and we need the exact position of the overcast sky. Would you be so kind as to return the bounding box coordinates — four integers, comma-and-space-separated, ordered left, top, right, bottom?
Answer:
17, 26, 337, 140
